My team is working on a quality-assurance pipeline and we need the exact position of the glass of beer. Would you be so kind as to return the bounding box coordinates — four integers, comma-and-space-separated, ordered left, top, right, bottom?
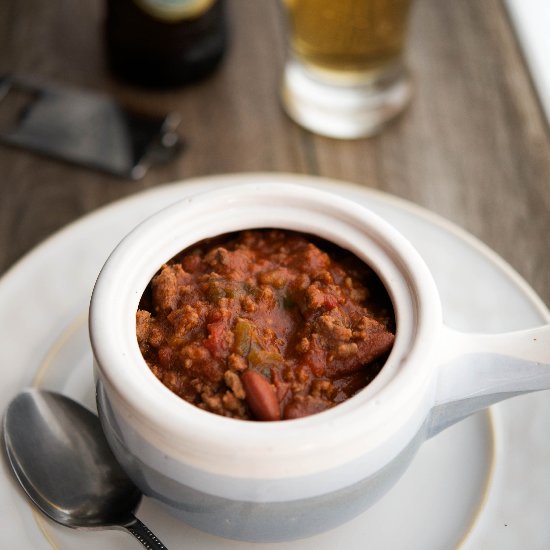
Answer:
280, 0, 414, 139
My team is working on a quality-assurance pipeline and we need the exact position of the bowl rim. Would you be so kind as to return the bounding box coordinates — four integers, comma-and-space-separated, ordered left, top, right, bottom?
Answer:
89, 182, 442, 478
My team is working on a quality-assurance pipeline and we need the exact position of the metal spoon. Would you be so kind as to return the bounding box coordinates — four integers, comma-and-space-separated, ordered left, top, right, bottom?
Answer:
3, 388, 167, 549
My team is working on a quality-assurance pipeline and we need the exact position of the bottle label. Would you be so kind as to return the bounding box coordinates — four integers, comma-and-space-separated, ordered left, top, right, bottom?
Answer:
135, 0, 216, 21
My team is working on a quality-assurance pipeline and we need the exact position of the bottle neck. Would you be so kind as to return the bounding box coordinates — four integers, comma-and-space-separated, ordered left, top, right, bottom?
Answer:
105, 0, 228, 88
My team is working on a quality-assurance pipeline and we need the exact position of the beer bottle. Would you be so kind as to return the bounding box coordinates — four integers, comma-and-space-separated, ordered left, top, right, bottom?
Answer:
105, 0, 228, 88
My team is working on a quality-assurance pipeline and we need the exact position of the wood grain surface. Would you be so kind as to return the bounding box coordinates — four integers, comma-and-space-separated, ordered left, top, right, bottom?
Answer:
0, 0, 548, 305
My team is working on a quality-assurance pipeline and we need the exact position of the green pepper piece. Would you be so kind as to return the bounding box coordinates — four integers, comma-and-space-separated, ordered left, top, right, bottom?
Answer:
225, 283, 245, 300
248, 350, 283, 369
233, 318, 253, 356
207, 282, 226, 303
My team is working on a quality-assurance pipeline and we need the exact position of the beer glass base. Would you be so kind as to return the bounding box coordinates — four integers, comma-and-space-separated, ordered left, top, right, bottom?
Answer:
281, 59, 412, 139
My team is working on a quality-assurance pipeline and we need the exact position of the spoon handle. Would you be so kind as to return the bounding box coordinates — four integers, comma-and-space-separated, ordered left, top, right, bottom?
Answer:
124, 516, 168, 549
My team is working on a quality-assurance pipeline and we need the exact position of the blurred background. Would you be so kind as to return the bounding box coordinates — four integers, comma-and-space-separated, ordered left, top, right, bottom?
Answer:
0, 0, 548, 306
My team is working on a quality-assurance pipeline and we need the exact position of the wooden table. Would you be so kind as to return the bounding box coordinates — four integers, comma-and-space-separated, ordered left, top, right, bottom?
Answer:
1, 0, 549, 307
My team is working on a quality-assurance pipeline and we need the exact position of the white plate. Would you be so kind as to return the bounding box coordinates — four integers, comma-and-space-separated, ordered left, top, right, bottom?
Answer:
1, 173, 548, 549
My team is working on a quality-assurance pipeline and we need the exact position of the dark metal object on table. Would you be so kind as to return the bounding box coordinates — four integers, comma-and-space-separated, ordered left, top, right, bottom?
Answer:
0, 75, 182, 179
3, 389, 168, 549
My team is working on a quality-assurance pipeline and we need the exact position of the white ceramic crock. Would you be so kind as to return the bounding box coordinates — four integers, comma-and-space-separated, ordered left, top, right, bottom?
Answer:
89, 183, 550, 542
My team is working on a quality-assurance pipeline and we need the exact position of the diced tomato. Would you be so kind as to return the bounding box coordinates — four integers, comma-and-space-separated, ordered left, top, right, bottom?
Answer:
203, 320, 229, 358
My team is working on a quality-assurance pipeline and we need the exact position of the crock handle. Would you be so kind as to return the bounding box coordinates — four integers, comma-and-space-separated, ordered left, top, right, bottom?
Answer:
428, 324, 550, 437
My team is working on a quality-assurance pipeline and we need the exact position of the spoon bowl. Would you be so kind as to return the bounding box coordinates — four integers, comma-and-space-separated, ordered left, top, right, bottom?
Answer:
3, 389, 167, 548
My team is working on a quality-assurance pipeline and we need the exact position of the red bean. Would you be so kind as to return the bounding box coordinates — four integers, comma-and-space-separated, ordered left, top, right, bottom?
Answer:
241, 370, 281, 421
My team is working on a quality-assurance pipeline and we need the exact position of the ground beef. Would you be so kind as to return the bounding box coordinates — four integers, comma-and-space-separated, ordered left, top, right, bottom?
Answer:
136, 229, 395, 421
